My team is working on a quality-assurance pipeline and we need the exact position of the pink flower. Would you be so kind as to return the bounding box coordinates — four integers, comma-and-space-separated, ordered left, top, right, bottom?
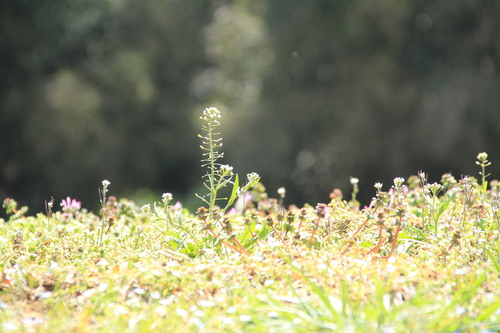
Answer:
60, 197, 81, 212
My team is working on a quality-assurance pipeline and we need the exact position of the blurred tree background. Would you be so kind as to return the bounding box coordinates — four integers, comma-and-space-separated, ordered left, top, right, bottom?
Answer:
1, 0, 499, 214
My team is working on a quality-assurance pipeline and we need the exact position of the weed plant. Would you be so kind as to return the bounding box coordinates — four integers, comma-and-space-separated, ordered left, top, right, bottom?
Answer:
0, 108, 500, 332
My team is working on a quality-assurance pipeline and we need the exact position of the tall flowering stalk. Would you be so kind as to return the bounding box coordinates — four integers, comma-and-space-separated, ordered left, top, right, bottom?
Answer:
196, 107, 260, 213
198, 107, 224, 211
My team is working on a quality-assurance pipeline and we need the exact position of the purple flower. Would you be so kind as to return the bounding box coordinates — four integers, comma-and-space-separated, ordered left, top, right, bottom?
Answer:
60, 197, 81, 212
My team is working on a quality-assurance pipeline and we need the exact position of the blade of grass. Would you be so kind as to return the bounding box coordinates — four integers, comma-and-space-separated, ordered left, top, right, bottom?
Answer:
223, 173, 239, 213
287, 260, 344, 324
476, 299, 500, 322
484, 248, 500, 272
432, 274, 486, 331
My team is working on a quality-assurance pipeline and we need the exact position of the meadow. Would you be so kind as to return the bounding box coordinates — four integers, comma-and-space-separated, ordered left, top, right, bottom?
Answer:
1, 108, 500, 332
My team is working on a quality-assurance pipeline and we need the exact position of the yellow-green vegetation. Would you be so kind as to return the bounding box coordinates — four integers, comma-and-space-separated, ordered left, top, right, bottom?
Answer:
1, 161, 499, 332
1, 109, 500, 332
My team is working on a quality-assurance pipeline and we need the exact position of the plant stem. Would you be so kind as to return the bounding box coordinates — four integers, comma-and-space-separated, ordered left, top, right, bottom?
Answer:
207, 125, 217, 211
386, 223, 402, 258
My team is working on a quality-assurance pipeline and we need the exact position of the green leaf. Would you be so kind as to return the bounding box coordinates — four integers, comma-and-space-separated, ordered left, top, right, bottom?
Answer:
435, 191, 456, 219
239, 219, 256, 242
360, 241, 372, 248
177, 210, 183, 226
407, 224, 426, 240
397, 230, 409, 240
242, 175, 261, 191
258, 225, 273, 240
223, 173, 239, 213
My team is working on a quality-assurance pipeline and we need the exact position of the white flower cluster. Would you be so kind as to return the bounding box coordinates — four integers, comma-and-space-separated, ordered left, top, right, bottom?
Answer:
101, 180, 111, 194
247, 172, 260, 184
277, 187, 286, 197
393, 177, 405, 188
426, 182, 443, 196
200, 107, 221, 122
162, 192, 173, 204
477, 152, 488, 162
219, 164, 234, 175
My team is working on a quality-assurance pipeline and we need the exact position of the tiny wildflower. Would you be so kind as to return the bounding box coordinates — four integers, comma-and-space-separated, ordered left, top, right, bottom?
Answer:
219, 165, 234, 175
277, 187, 286, 197
476, 152, 489, 165
200, 107, 221, 122
374, 182, 383, 192
162, 193, 173, 204
418, 171, 426, 181
418, 171, 428, 190
349, 177, 360, 210
426, 183, 443, 197
141, 204, 151, 214
101, 180, 111, 197
245, 172, 260, 189
460, 175, 475, 207
316, 203, 328, 218
476, 152, 491, 194
393, 177, 405, 188
60, 197, 82, 212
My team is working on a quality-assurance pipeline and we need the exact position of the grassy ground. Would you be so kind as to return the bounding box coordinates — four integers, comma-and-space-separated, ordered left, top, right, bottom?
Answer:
1, 164, 500, 332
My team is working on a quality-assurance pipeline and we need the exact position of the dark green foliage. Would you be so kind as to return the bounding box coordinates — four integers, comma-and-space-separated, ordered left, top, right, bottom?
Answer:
1, 0, 500, 214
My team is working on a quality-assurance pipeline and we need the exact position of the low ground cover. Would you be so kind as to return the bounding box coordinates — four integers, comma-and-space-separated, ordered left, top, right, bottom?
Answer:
1, 109, 499, 332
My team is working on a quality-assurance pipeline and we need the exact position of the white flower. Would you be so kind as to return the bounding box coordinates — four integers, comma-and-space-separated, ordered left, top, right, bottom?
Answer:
162, 193, 173, 203
239, 314, 252, 322
219, 164, 234, 175
141, 204, 151, 214
201, 107, 222, 121
350, 177, 359, 185
393, 177, 405, 187
247, 172, 260, 183
426, 182, 443, 196
277, 187, 286, 197
102, 180, 111, 187
374, 182, 383, 191
477, 152, 488, 162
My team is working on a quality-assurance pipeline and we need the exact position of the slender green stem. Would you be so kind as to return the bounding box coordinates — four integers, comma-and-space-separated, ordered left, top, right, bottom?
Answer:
432, 196, 437, 235
207, 125, 217, 210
